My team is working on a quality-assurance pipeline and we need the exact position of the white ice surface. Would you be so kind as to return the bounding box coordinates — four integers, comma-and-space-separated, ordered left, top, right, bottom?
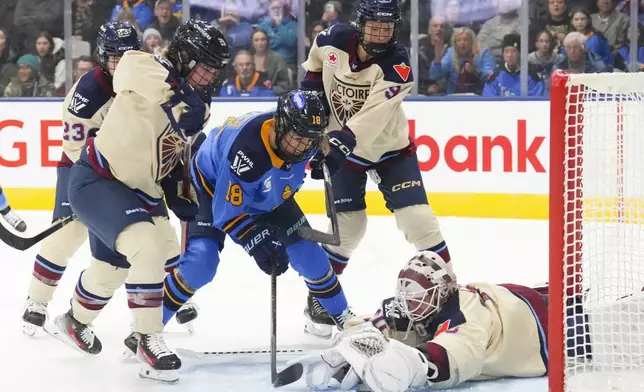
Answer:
0, 212, 549, 392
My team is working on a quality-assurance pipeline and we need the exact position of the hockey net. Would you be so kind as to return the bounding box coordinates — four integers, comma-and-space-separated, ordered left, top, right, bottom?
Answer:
549, 70, 644, 392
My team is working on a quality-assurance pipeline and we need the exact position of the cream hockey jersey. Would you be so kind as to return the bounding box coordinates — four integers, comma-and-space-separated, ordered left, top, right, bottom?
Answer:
59, 67, 115, 166
370, 283, 548, 388
301, 24, 413, 165
91, 51, 209, 203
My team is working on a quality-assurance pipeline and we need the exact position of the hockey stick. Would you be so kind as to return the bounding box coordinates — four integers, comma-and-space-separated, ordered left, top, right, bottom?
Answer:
270, 267, 279, 385
0, 214, 77, 251
297, 163, 340, 246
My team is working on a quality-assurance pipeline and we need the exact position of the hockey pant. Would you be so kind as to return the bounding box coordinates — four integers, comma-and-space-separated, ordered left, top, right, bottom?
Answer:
28, 165, 181, 306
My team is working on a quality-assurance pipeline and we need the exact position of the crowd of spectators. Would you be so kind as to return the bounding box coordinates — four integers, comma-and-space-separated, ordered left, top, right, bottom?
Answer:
0, 0, 642, 98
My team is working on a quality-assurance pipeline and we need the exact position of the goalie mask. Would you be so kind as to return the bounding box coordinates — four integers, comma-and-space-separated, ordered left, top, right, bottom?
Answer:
395, 251, 457, 323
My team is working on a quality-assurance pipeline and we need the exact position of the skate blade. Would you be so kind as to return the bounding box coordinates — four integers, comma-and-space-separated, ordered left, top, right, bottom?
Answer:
304, 320, 333, 340
43, 322, 97, 356
121, 348, 138, 363
138, 364, 179, 384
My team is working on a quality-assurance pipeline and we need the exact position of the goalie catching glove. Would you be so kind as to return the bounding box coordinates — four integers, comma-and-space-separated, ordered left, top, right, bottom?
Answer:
290, 323, 433, 392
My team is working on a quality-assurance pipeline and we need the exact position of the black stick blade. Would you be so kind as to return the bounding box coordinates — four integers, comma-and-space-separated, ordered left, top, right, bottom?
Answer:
273, 363, 304, 388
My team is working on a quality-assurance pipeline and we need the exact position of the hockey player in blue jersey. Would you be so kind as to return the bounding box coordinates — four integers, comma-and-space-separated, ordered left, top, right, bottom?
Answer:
0, 185, 26, 232
162, 90, 358, 330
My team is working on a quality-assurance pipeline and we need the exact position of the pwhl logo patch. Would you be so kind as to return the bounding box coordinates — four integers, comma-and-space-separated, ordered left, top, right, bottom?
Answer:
231, 150, 254, 175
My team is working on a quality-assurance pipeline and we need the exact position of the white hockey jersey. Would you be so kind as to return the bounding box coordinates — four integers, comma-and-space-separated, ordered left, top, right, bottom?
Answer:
370, 283, 548, 388
301, 24, 413, 165
59, 67, 114, 166
90, 51, 209, 203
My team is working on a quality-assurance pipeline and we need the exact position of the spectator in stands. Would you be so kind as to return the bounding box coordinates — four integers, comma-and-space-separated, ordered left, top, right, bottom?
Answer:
419, 16, 451, 95
553, 31, 612, 72
72, 0, 117, 54
566, 8, 614, 65
111, 0, 154, 31
251, 29, 292, 95
616, 0, 644, 24
0, 0, 18, 39
430, 27, 496, 95
483, 34, 545, 97
148, 0, 180, 45
4, 54, 55, 97
215, 5, 253, 51
477, 4, 521, 60
616, 23, 644, 70
592, 0, 630, 48
220, 50, 275, 97
142, 28, 162, 54
529, 29, 564, 88
306, 21, 326, 57
533, 0, 571, 53
115, 8, 144, 36
321, 1, 342, 27
13, 0, 64, 54
0, 27, 18, 96
73, 55, 94, 82
35, 32, 66, 92
257, 0, 298, 67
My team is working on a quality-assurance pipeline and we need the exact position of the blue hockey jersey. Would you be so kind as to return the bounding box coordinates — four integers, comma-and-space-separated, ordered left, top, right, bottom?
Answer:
193, 111, 309, 238
482, 66, 544, 97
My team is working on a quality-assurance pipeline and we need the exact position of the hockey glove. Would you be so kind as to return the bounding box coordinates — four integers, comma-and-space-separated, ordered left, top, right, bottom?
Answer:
161, 81, 208, 140
241, 225, 289, 276
160, 163, 199, 222
310, 128, 356, 180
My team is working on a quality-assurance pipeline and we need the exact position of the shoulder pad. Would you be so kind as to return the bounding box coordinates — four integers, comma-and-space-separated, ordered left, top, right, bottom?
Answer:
314, 23, 359, 54
380, 297, 412, 333
66, 69, 112, 119
226, 114, 274, 183
375, 44, 413, 84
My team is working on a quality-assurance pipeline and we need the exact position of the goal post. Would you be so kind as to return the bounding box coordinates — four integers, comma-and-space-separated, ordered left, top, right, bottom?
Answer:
549, 70, 644, 392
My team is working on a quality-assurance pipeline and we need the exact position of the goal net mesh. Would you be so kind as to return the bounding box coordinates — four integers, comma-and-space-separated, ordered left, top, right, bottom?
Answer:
562, 73, 644, 391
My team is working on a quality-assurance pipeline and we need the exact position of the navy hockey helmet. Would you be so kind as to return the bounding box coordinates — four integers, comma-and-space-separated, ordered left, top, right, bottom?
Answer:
168, 20, 231, 90
96, 21, 141, 75
356, 0, 402, 56
275, 90, 328, 163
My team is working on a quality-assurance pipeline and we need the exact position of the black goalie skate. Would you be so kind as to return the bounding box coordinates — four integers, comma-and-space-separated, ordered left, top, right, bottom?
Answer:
136, 332, 181, 383
22, 298, 47, 336
304, 293, 335, 339
51, 310, 102, 355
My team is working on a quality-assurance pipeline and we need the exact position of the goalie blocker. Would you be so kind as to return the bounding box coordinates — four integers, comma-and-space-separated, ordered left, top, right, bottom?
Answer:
287, 251, 642, 392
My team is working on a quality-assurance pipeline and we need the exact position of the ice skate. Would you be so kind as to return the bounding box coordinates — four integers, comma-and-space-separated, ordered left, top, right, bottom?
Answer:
22, 298, 48, 336
121, 331, 140, 360
175, 299, 198, 333
136, 332, 181, 383
51, 310, 102, 355
304, 293, 335, 339
1, 207, 26, 232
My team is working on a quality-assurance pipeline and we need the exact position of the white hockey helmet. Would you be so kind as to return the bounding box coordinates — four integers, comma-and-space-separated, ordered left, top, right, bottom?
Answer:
394, 251, 457, 323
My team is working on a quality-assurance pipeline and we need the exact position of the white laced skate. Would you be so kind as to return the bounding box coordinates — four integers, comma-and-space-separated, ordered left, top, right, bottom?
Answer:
137, 332, 181, 384
1, 208, 26, 232
21, 298, 48, 336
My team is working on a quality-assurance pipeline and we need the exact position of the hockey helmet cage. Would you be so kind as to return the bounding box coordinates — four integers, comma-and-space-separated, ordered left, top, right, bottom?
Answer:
356, 0, 402, 56
168, 20, 231, 88
275, 90, 328, 163
96, 21, 141, 74
394, 251, 457, 323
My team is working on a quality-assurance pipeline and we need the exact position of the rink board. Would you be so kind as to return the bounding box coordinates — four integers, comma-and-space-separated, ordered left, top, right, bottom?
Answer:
5, 95, 633, 220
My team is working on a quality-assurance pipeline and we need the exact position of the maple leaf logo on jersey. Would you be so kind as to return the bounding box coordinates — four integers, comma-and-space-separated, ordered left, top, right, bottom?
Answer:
329, 76, 370, 125
393, 63, 410, 82
157, 128, 184, 181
